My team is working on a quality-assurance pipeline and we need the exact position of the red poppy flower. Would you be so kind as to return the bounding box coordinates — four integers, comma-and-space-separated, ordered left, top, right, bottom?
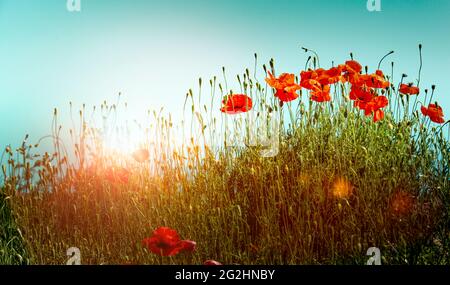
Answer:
353, 93, 388, 122
324, 66, 343, 84
300, 78, 321, 91
350, 85, 374, 102
300, 69, 327, 89
348, 71, 389, 89
363, 71, 390, 89
132, 148, 150, 163
300, 70, 314, 84
220, 94, 252, 114
142, 227, 196, 256
309, 68, 341, 86
344, 60, 363, 74
373, 109, 385, 122
204, 260, 222, 265
399, 83, 420, 95
363, 96, 389, 114
326, 66, 343, 78
265, 72, 301, 102
421, 103, 445, 124
311, 85, 331, 102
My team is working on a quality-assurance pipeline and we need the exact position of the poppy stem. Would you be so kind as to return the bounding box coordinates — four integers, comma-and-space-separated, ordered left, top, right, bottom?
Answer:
377, 50, 394, 70
396, 74, 407, 122
222, 67, 228, 94
388, 61, 394, 115
305, 56, 312, 71
417, 44, 423, 88
301, 46, 320, 67
253, 53, 258, 82
434, 120, 450, 137
428, 85, 436, 107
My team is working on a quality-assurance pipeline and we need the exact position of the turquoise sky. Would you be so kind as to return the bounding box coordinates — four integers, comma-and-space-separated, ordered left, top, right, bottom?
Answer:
1, 0, 449, 150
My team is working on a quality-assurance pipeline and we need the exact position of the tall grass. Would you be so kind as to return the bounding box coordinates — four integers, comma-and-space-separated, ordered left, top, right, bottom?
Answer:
0, 182, 30, 264
1, 48, 450, 264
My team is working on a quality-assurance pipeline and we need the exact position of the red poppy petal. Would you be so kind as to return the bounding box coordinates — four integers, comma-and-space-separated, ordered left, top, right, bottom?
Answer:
178, 240, 197, 253
421, 106, 428, 116
204, 260, 222, 265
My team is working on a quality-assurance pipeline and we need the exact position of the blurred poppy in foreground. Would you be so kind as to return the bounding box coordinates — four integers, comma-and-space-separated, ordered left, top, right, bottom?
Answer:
142, 227, 196, 256
220, 94, 253, 114
421, 103, 445, 124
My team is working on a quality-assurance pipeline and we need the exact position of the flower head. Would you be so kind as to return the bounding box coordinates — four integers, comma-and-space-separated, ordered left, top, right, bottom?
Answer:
220, 94, 252, 114
363, 71, 390, 89
399, 83, 420, 95
373, 109, 385, 122
265, 72, 301, 102
344, 60, 363, 74
421, 103, 445, 124
324, 66, 343, 84
142, 227, 196, 256
310, 85, 331, 102
363, 96, 389, 114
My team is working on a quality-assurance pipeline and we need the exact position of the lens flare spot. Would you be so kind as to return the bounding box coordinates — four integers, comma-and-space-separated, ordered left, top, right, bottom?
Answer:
332, 177, 353, 199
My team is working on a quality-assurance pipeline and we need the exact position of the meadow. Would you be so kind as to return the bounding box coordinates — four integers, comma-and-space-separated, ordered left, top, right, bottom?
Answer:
1, 47, 449, 265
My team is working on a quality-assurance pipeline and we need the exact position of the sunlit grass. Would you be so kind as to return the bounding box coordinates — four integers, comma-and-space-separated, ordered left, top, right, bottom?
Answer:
1, 47, 450, 265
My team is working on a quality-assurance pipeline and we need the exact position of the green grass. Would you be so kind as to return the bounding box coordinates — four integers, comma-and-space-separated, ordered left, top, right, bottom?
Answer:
1, 51, 450, 265
0, 189, 30, 264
